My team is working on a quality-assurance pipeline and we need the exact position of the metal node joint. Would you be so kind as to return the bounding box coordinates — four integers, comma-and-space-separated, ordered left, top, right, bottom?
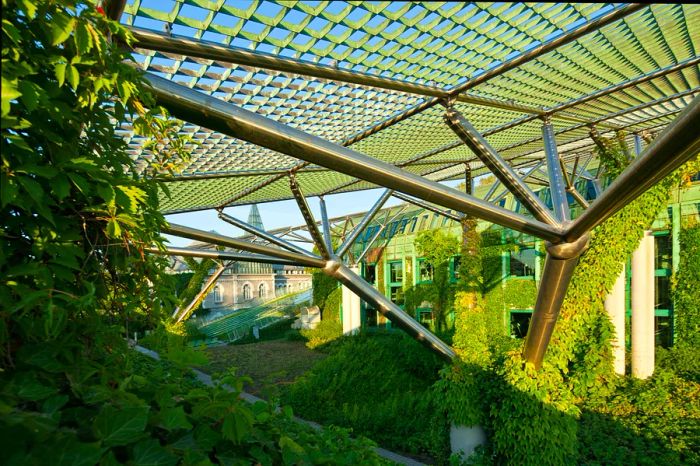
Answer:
522, 233, 591, 369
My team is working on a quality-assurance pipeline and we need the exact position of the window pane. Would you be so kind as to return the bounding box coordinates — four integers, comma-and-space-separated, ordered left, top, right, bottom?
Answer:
364, 264, 376, 284
510, 312, 531, 338
390, 286, 404, 305
655, 316, 672, 348
510, 247, 536, 277
418, 261, 433, 282
389, 262, 403, 283
453, 256, 461, 279
654, 234, 672, 270
655, 275, 671, 310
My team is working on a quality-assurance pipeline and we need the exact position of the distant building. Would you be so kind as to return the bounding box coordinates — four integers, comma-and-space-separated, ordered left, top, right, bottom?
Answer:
199, 204, 312, 311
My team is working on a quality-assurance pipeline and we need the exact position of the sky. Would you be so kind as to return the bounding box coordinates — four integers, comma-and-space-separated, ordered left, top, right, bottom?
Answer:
163, 179, 464, 249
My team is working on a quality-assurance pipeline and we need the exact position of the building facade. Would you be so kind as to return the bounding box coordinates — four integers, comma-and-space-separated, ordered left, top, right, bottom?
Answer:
342, 176, 700, 348
197, 205, 312, 311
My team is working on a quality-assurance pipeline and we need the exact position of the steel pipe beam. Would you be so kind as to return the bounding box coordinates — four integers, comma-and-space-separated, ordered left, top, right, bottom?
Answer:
145, 246, 308, 267
445, 107, 558, 225
145, 74, 564, 243
319, 197, 334, 256
326, 261, 455, 361
218, 211, 315, 257
162, 223, 326, 268
336, 189, 393, 259
173, 262, 227, 323
560, 159, 589, 209
565, 95, 700, 241
522, 234, 590, 368
393, 192, 463, 222
542, 121, 571, 222
289, 175, 332, 259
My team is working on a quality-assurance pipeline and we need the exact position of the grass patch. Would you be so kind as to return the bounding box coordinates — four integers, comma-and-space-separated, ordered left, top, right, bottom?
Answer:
203, 340, 327, 398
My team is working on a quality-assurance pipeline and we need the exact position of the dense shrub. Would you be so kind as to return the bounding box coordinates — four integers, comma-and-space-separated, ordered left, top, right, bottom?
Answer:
300, 319, 342, 349
672, 223, 700, 348
0, 2, 395, 463
282, 332, 450, 461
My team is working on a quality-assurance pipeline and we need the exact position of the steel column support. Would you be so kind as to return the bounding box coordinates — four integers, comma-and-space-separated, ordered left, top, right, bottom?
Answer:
560, 158, 589, 209
542, 120, 571, 222
445, 107, 558, 225
173, 262, 227, 323
145, 73, 564, 243
634, 133, 643, 157
522, 234, 590, 368
566, 95, 700, 242
162, 223, 326, 268
218, 211, 316, 257
326, 261, 456, 361
289, 175, 332, 259
318, 197, 334, 256
144, 246, 308, 267
393, 192, 463, 222
336, 189, 394, 259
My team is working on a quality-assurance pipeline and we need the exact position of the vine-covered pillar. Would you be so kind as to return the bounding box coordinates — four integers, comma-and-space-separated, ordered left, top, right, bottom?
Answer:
631, 231, 655, 379
604, 265, 626, 375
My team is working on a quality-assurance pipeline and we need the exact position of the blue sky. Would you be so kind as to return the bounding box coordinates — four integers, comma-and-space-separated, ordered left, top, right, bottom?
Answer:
164, 179, 463, 248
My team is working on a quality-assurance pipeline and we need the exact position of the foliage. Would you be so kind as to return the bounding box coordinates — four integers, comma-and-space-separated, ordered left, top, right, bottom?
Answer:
311, 270, 337, 313
415, 228, 459, 330
322, 286, 342, 321
300, 319, 342, 349
672, 222, 700, 348
485, 142, 700, 464
0, 2, 388, 464
283, 332, 450, 462
579, 367, 700, 465
1, 347, 388, 465
175, 256, 217, 319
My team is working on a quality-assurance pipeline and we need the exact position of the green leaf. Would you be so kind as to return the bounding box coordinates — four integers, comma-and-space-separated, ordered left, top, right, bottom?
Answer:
52, 175, 71, 201
132, 439, 178, 466
93, 406, 149, 446
221, 409, 253, 444
16, 374, 57, 401
67, 65, 79, 90
53, 438, 103, 466
50, 12, 75, 46
16, 0, 37, 19
17, 175, 45, 206
158, 406, 192, 431
54, 62, 67, 87
74, 21, 92, 54
1, 76, 21, 116
18, 80, 43, 111
106, 219, 121, 238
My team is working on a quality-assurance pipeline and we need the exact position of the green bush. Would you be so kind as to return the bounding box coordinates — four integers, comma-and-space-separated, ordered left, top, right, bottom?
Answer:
672, 223, 700, 348
580, 367, 700, 465
282, 332, 450, 462
300, 319, 342, 349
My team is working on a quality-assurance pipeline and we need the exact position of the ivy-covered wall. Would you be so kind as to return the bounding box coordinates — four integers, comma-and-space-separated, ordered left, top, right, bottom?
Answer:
673, 223, 700, 348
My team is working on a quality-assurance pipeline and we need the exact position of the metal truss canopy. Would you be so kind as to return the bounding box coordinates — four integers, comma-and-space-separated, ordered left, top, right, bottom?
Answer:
122, 1, 700, 367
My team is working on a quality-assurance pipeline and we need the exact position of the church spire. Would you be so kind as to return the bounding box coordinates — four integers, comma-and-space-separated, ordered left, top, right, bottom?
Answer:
247, 204, 264, 230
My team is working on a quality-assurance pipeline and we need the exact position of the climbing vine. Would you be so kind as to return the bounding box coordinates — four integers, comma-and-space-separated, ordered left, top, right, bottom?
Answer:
672, 222, 700, 348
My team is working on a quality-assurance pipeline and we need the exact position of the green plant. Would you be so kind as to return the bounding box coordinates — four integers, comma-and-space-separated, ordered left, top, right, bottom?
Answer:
283, 332, 449, 461
0, 2, 394, 463
300, 319, 342, 349
672, 222, 700, 348
415, 228, 459, 330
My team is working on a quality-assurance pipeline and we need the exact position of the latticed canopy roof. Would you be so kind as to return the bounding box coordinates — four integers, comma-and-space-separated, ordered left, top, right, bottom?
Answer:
117, 2, 700, 214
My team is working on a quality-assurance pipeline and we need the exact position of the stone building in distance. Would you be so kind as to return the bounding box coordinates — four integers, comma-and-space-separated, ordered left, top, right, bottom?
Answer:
200, 205, 312, 311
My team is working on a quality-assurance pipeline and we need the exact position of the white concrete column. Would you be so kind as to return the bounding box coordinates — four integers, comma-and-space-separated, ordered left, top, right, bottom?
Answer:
604, 265, 626, 375
341, 267, 362, 335
631, 231, 655, 379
